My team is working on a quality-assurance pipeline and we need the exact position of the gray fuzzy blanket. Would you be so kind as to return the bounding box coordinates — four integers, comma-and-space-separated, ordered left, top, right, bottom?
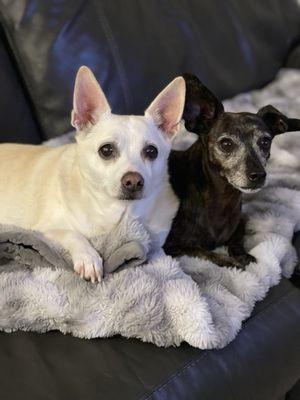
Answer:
0, 69, 299, 349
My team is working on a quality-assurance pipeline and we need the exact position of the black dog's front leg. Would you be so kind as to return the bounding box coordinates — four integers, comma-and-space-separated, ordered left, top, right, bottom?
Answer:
165, 245, 247, 269
227, 215, 256, 267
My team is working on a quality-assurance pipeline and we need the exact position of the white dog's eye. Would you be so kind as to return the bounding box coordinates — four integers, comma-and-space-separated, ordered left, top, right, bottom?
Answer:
98, 143, 118, 160
142, 145, 158, 160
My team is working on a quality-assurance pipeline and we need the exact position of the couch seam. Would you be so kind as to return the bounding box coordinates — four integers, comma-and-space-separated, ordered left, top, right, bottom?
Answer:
140, 352, 209, 400
0, 12, 44, 140
94, 2, 132, 113
140, 287, 300, 400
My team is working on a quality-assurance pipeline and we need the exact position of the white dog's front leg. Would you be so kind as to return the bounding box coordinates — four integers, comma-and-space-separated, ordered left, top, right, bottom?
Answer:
43, 229, 103, 282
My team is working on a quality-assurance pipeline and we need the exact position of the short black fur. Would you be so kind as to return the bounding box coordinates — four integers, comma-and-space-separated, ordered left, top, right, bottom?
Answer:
164, 74, 300, 268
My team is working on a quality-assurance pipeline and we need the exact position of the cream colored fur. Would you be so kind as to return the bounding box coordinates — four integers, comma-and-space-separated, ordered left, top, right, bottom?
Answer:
0, 67, 185, 282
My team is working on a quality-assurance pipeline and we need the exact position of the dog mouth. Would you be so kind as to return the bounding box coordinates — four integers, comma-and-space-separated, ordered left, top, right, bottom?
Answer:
228, 180, 265, 194
238, 186, 262, 194
237, 180, 267, 193
118, 191, 144, 201
226, 173, 266, 193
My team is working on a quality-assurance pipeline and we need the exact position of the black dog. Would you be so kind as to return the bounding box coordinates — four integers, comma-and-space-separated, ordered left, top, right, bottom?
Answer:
164, 74, 300, 268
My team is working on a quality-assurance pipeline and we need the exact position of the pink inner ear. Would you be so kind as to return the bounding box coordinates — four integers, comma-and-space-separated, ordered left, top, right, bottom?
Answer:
146, 77, 185, 138
72, 67, 110, 130
75, 93, 99, 127
158, 107, 178, 134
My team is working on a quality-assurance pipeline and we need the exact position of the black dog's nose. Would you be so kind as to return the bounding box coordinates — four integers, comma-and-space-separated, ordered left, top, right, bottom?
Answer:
121, 172, 144, 192
248, 171, 266, 183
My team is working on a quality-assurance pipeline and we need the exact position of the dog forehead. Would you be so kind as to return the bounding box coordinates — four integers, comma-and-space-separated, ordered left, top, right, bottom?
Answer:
95, 114, 158, 142
105, 114, 153, 131
216, 112, 268, 138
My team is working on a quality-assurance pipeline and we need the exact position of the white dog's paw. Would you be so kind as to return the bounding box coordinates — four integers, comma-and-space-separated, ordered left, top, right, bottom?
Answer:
73, 248, 103, 283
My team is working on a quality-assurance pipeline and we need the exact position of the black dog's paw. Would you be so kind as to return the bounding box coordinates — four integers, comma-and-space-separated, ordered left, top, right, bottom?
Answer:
201, 252, 256, 270
210, 254, 246, 269
234, 253, 256, 268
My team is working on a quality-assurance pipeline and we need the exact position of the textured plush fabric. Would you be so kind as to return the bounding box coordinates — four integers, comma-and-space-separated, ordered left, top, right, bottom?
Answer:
0, 218, 149, 275
223, 68, 300, 114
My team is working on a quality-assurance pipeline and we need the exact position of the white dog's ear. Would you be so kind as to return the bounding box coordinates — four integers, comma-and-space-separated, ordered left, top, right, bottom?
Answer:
71, 66, 111, 131
145, 77, 186, 139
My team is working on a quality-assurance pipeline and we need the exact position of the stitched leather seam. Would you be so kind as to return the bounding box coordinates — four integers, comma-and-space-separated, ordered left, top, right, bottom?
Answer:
141, 352, 209, 400
94, 3, 132, 113
141, 287, 300, 400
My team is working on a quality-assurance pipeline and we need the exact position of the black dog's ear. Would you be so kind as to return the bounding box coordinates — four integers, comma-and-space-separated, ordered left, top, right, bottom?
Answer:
182, 73, 224, 134
257, 105, 300, 136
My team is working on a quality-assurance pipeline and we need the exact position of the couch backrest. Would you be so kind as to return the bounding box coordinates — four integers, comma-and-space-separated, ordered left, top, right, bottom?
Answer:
0, 0, 300, 141
0, 28, 42, 143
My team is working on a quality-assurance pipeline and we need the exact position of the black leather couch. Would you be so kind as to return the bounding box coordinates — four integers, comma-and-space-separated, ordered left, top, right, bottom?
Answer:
0, 1, 300, 399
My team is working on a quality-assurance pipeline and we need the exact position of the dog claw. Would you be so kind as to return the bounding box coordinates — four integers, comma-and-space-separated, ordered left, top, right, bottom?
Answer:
96, 270, 101, 282
73, 250, 103, 283
80, 265, 84, 278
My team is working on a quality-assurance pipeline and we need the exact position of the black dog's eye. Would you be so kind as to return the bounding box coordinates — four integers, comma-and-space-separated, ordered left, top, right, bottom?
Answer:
143, 144, 158, 160
258, 137, 271, 151
98, 143, 117, 160
218, 138, 235, 153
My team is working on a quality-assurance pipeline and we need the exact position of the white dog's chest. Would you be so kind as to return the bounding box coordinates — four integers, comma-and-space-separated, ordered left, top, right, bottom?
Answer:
124, 185, 179, 246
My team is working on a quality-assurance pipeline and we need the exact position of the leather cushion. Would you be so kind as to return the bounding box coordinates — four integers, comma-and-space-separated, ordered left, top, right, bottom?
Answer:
286, 45, 300, 70
0, 0, 300, 139
0, 28, 41, 143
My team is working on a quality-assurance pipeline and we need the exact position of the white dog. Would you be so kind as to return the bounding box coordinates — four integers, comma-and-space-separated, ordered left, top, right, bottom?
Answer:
0, 66, 185, 282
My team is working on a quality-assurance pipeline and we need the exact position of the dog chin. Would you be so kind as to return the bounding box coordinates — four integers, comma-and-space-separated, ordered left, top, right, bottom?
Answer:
238, 187, 262, 194
118, 192, 144, 201
228, 180, 264, 194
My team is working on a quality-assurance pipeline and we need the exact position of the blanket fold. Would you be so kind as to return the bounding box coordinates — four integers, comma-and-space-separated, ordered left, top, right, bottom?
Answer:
0, 218, 149, 275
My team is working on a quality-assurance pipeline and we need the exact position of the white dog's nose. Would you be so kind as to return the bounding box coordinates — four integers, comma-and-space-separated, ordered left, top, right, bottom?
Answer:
121, 172, 144, 193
